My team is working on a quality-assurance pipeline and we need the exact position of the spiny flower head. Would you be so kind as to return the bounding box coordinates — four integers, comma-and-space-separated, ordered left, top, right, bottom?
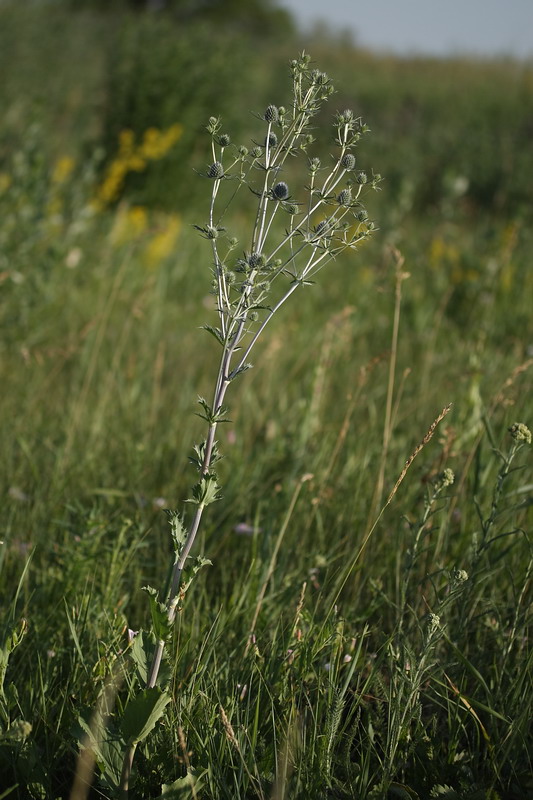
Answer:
272, 181, 289, 201
337, 188, 352, 206
264, 105, 279, 123
341, 153, 356, 170
207, 161, 224, 179
248, 252, 266, 269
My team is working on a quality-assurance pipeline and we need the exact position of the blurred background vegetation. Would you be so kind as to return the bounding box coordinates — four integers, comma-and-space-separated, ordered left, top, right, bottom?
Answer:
0, 1, 532, 798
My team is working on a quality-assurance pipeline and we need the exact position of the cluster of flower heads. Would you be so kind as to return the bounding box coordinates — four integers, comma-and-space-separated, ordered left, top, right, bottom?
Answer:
196, 53, 382, 337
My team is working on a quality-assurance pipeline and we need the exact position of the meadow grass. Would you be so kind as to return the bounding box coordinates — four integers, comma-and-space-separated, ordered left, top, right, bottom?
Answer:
1, 6, 532, 799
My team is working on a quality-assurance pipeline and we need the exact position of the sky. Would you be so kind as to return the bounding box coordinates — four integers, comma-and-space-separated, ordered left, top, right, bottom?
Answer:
278, 0, 533, 59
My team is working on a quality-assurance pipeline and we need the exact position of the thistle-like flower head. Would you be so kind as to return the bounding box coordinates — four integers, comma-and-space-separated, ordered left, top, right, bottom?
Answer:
207, 161, 224, 179
272, 181, 289, 201
264, 105, 279, 123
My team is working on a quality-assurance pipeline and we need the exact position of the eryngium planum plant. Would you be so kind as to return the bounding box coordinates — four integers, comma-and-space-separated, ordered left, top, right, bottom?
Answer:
82, 52, 382, 796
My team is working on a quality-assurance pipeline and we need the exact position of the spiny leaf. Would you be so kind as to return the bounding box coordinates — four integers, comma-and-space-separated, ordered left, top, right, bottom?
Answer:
142, 586, 172, 641
186, 474, 221, 506
202, 324, 225, 346
165, 510, 187, 554
189, 440, 222, 471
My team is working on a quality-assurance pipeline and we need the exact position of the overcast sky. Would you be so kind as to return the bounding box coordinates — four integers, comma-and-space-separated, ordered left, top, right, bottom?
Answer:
278, 0, 533, 59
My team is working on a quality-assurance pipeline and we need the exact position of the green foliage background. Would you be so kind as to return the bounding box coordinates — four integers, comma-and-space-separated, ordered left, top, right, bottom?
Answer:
0, 2, 532, 798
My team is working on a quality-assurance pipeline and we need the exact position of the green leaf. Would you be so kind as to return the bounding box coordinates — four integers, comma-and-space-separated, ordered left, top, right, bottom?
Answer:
1, 620, 28, 695
230, 363, 253, 380
180, 555, 213, 596
430, 787, 460, 799
195, 396, 214, 424
120, 687, 171, 745
165, 510, 187, 554
129, 630, 152, 685
142, 586, 172, 641
76, 714, 125, 788
186, 474, 221, 506
202, 324, 225, 346
158, 771, 204, 799
389, 783, 420, 799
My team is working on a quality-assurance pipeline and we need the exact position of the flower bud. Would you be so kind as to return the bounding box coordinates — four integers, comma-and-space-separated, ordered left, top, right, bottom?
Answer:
284, 203, 299, 215
311, 70, 329, 86
265, 132, 278, 148
451, 567, 468, 584
356, 171, 368, 185
218, 133, 231, 147
509, 422, 531, 444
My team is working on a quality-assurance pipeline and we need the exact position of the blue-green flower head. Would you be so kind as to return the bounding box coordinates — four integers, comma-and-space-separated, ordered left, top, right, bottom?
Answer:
251, 146, 262, 159
248, 252, 266, 269
265, 132, 278, 148
356, 208, 368, 222
356, 171, 368, 185
272, 181, 289, 201
264, 105, 279, 123
341, 153, 356, 170
208, 162, 224, 179
337, 188, 352, 206
218, 133, 231, 147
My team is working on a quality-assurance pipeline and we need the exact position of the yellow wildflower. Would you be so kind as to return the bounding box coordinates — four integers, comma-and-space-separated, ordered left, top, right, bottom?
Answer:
110, 205, 148, 246
51, 156, 75, 184
94, 123, 183, 210
0, 173, 12, 194
144, 213, 181, 267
